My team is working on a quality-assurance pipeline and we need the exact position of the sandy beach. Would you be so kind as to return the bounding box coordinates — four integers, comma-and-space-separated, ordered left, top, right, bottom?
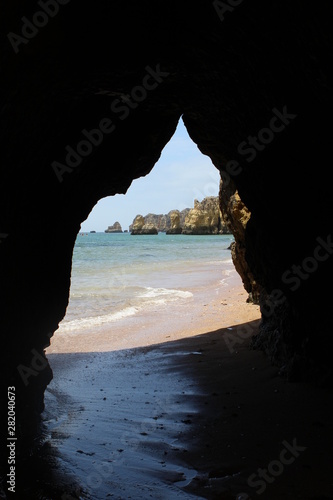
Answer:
24, 273, 333, 499
46, 268, 258, 355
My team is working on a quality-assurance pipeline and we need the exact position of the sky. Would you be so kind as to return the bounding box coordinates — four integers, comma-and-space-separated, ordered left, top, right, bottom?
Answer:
80, 118, 221, 232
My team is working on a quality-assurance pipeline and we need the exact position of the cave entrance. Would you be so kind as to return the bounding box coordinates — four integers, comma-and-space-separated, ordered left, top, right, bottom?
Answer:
46, 119, 255, 356
39, 120, 261, 499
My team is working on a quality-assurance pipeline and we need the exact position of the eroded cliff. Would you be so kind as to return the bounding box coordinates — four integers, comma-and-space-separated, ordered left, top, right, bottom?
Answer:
130, 197, 230, 235
129, 209, 190, 233
131, 215, 158, 235
219, 185, 262, 303
182, 196, 230, 235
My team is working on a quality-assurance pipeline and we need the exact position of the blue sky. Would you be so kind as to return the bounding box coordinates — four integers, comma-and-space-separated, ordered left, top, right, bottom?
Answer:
80, 118, 221, 232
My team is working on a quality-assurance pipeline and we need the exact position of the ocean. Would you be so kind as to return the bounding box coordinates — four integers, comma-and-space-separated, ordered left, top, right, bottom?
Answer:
58, 232, 235, 335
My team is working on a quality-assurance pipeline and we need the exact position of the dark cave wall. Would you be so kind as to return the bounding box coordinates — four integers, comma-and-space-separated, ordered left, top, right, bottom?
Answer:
0, 0, 333, 437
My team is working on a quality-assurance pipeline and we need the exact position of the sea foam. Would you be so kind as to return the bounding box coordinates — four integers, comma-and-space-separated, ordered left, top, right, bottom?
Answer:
58, 306, 138, 333
59, 287, 193, 333
139, 287, 193, 299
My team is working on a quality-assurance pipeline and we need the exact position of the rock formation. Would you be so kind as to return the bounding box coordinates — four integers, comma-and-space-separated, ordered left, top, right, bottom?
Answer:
166, 210, 182, 234
130, 199, 230, 235
182, 197, 230, 235
140, 223, 158, 235
105, 221, 123, 233
131, 215, 158, 235
219, 186, 262, 303
129, 208, 190, 233
129, 213, 167, 232
145, 213, 168, 232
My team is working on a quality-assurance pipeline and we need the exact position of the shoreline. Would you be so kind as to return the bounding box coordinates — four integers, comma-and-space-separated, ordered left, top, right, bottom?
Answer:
37, 276, 333, 499
47, 270, 260, 354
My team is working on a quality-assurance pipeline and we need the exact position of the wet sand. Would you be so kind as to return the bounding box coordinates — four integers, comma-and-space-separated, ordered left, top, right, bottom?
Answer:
35, 275, 333, 499
46, 270, 257, 355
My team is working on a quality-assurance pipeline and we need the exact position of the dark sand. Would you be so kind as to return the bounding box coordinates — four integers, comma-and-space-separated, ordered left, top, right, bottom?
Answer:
40, 327, 333, 500
20, 276, 333, 499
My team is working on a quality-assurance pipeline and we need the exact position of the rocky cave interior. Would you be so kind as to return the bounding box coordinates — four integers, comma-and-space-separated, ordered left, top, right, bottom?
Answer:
1, 0, 333, 496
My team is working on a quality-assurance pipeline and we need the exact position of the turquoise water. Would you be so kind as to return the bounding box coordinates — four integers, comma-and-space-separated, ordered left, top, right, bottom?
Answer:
60, 232, 234, 333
